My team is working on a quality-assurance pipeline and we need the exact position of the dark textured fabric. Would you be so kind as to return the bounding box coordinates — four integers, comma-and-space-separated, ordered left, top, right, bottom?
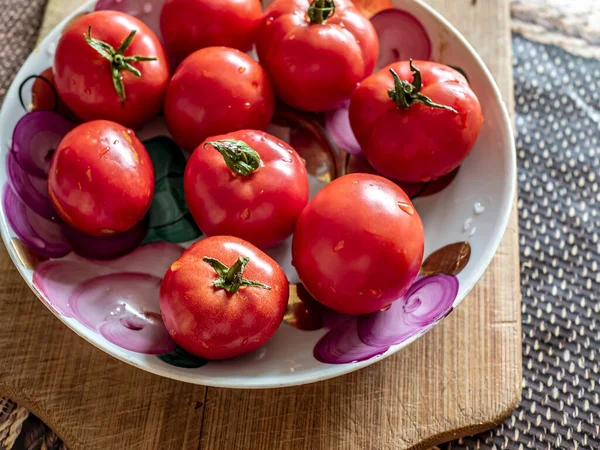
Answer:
445, 34, 600, 449
1, 2, 600, 448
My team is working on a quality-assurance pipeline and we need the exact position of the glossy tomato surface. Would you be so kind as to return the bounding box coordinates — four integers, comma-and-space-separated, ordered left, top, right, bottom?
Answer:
48, 120, 154, 236
349, 60, 483, 182
160, 0, 262, 64
160, 236, 290, 360
164, 47, 274, 151
53, 11, 170, 129
255, 0, 378, 112
184, 130, 309, 249
292, 173, 424, 315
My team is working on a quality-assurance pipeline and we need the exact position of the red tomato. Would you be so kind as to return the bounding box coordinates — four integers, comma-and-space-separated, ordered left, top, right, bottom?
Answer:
48, 120, 154, 236
349, 60, 483, 182
292, 173, 424, 315
164, 47, 274, 151
53, 11, 170, 129
184, 130, 309, 249
160, 0, 262, 64
160, 236, 290, 359
255, 0, 379, 112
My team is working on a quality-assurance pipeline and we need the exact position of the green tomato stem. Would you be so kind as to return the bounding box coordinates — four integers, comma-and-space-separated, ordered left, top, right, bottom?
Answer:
308, 0, 336, 24
84, 27, 157, 104
204, 139, 262, 177
203, 256, 272, 294
387, 59, 458, 113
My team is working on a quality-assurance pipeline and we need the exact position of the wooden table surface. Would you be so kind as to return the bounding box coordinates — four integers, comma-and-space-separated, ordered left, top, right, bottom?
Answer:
0, 0, 521, 449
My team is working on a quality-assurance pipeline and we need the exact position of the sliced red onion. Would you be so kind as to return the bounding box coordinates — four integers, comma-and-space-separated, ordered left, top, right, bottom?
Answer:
32, 259, 112, 316
6, 152, 60, 222
371, 9, 432, 70
314, 317, 389, 364
97, 241, 184, 278
357, 274, 458, 347
3, 186, 70, 258
69, 272, 175, 354
95, 0, 165, 41
11, 111, 75, 178
63, 218, 148, 260
325, 103, 362, 155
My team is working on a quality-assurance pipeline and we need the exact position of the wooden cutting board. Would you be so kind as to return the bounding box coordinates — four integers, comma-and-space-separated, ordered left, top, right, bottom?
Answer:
0, 0, 521, 449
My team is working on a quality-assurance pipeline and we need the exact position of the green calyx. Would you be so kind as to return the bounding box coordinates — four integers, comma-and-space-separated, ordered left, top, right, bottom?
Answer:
203, 256, 272, 294
308, 0, 336, 24
204, 139, 262, 177
388, 59, 458, 113
84, 27, 157, 104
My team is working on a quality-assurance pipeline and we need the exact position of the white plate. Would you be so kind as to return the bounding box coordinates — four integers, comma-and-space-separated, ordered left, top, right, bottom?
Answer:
0, 0, 515, 388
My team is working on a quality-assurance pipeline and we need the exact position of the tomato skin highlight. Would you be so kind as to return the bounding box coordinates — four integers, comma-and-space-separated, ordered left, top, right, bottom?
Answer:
164, 47, 275, 151
160, 236, 290, 360
53, 11, 170, 129
292, 173, 424, 315
349, 60, 483, 182
160, 0, 262, 65
47, 120, 154, 236
255, 0, 379, 112
184, 130, 309, 249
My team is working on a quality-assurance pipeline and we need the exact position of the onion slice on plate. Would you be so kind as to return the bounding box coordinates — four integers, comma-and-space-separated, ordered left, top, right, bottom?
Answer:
6, 151, 60, 222
313, 317, 389, 364
11, 111, 75, 178
69, 272, 175, 354
357, 275, 458, 347
371, 9, 432, 70
3, 186, 70, 258
63, 217, 149, 261
95, 0, 165, 41
325, 102, 362, 156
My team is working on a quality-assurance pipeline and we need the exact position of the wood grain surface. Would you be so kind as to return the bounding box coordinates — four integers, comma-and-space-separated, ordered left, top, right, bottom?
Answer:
0, 0, 521, 449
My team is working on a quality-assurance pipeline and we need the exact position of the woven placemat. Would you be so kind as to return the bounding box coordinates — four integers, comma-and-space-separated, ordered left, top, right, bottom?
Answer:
1, 0, 599, 449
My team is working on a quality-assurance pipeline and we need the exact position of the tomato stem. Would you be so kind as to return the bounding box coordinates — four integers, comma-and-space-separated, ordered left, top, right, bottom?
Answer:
204, 139, 262, 176
203, 256, 272, 294
308, 0, 335, 24
84, 27, 157, 105
387, 60, 458, 113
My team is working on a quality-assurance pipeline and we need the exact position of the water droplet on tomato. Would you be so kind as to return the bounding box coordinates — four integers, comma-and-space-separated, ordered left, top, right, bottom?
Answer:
397, 202, 415, 215
84, 88, 91, 95
333, 240, 344, 252
240, 208, 251, 220
238, 66, 246, 73
243, 102, 251, 109
252, 81, 259, 89
328, 280, 337, 293
281, 156, 292, 163
380, 304, 392, 312
353, 180, 358, 184
369, 288, 382, 298
420, 174, 432, 182
71, 79, 76, 86
113, 140, 119, 145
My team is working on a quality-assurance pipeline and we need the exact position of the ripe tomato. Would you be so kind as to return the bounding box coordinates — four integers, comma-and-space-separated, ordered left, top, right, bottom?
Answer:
292, 173, 424, 315
349, 60, 483, 182
255, 0, 379, 112
164, 47, 274, 151
184, 130, 309, 249
53, 11, 170, 129
160, 236, 290, 359
48, 120, 154, 236
160, 0, 262, 64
